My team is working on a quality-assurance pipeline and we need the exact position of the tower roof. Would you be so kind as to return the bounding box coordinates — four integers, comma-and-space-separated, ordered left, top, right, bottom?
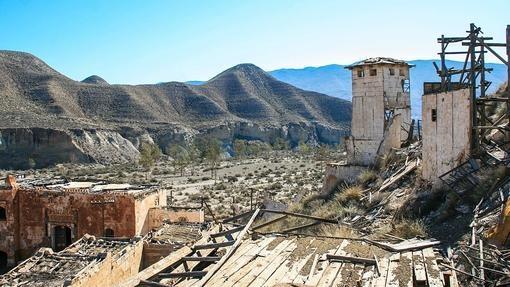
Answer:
345, 57, 414, 69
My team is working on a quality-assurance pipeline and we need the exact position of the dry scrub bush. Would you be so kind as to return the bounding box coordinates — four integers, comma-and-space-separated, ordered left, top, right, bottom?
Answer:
335, 185, 363, 204
358, 170, 378, 186
392, 219, 427, 239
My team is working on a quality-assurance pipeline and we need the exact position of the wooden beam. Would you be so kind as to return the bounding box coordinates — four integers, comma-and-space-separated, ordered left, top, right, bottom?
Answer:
193, 240, 234, 250
182, 256, 221, 262
139, 279, 170, 287
221, 209, 255, 223
158, 271, 207, 278
280, 220, 321, 233
251, 214, 288, 230
210, 225, 245, 238
326, 254, 376, 265
259, 209, 338, 224
196, 208, 261, 287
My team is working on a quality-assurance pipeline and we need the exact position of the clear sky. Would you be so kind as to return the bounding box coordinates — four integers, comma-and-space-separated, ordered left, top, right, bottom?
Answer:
0, 0, 508, 84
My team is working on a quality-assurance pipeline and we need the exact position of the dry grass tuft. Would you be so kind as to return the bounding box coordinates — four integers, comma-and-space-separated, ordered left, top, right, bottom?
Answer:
358, 170, 378, 186
392, 219, 427, 239
335, 185, 363, 204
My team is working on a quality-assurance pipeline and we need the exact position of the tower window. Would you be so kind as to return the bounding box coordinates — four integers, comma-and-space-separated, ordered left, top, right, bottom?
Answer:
389, 68, 395, 75
431, 109, 437, 122
357, 69, 364, 77
370, 69, 377, 76
0, 207, 5, 221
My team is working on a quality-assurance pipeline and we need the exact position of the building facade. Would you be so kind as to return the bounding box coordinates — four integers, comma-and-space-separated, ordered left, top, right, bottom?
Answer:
345, 57, 413, 165
0, 177, 166, 269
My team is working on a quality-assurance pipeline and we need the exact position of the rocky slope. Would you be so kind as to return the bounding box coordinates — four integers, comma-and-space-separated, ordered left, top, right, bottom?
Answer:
0, 51, 351, 169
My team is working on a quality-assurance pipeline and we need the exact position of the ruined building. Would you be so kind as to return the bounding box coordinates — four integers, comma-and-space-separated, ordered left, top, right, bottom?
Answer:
0, 176, 167, 270
344, 57, 413, 165
323, 58, 413, 192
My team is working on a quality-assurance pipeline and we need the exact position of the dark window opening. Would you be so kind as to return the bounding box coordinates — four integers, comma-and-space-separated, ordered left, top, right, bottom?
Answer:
357, 69, 364, 77
0, 251, 7, 274
370, 69, 377, 76
104, 228, 114, 237
399, 69, 406, 76
389, 68, 395, 76
0, 207, 6, 221
431, 109, 437, 122
53, 226, 72, 252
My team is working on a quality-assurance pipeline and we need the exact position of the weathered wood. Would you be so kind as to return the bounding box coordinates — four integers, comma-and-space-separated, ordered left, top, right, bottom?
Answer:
251, 214, 288, 230
192, 240, 234, 250
158, 271, 207, 278
316, 240, 348, 286
280, 220, 321, 233
250, 240, 298, 287
181, 256, 221, 262
139, 279, 170, 287
412, 250, 427, 285
400, 252, 414, 287
422, 248, 444, 287
385, 253, 400, 287
118, 246, 192, 287
260, 208, 338, 224
210, 225, 244, 238
373, 257, 390, 287
196, 208, 260, 287
326, 254, 377, 265
221, 209, 255, 223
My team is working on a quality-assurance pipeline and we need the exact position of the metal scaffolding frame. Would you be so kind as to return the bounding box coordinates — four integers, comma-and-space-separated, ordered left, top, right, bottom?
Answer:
431, 23, 510, 153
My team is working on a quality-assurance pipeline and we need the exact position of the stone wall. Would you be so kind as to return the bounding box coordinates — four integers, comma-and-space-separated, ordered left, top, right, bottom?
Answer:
422, 89, 472, 181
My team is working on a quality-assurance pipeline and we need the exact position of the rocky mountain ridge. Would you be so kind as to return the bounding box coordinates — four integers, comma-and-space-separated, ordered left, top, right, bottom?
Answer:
0, 51, 351, 169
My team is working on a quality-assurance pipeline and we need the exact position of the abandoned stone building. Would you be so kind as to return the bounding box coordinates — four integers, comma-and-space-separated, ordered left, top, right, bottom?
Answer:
0, 175, 167, 271
323, 57, 413, 192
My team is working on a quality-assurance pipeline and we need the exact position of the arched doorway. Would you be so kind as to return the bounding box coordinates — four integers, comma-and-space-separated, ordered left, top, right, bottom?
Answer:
53, 225, 72, 252
0, 251, 8, 274
104, 228, 114, 238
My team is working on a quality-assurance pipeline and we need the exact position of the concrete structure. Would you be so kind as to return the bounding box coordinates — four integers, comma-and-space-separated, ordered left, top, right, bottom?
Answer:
0, 177, 167, 269
345, 57, 413, 165
422, 88, 472, 181
322, 58, 413, 194
0, 235, 144, 286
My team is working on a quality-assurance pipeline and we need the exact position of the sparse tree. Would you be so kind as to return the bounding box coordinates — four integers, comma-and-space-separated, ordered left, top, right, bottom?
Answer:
297, 140, 311, 155
205, 139, 221, 179
166, 144, 190, 176
272, 136, 289, 151
233, 139, 247, 158
138, 142, 161, 177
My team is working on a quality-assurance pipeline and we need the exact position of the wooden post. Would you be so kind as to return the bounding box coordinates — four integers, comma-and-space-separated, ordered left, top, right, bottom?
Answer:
479, 239, 485, 280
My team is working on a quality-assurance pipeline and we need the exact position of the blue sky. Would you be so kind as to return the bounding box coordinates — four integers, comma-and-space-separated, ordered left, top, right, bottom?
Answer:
0, 0, 508, 84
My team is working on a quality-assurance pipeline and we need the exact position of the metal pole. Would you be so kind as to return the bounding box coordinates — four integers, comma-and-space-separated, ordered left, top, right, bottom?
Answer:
507, 25, 510, 92
440, 35, 446, 90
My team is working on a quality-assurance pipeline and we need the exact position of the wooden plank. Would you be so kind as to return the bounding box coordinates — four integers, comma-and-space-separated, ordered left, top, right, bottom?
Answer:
251, 214, 288, 230
118, 246, 192, 287
305, 245, 341, 286
260, 209, 338, 224
210, 225, 244, 238
234, 238, 296, 286
361, 265, 376, 287
373, 257, 390, 287
422, 248, 444, 287
181, 256, 221, 262
193, 240, 234, 250
399, 252, 414, 287
196, 209, 260, 287
206, 236, 276, 286
158, 271, 207, 278
385, 253, 400, 287
316, 239, 348, 286
327, 254, 377, 265
278, 238, 316, 283
412, 250, 427, 286
248, 239, 299, 287
221, 209, 255, 223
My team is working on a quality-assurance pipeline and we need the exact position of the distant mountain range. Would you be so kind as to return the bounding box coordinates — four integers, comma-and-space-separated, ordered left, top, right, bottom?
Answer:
189, 60, 508, 118
0, 50, 351, 168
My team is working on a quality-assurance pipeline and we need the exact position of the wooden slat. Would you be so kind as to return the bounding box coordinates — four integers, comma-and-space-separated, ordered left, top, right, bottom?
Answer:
361, 265, 376, 287
251, 214, 288, 230
316, 239, 348, 286
196, 209, 260, 287
248, 239, 299, 287
221, 209, 255, 223
210, 225, 245, 238
193, 240, 234, 250
413, 250, 427, 286
264, 238, 312, 286
327, 254, 377, 265
399, 252, 414, 287
235, 238, 296, 286
305, 243, 342, 286
158, 271, 207, 278
279, 238, 316, 283
210, 236, 277, 286
373, 257, 390, 287
422, 248, 444, 287
385, 253, 400, 287
181, 256, 221, 262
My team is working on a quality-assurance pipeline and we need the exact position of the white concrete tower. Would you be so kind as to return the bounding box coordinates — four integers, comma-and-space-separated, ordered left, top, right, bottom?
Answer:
345, 57, 413, 165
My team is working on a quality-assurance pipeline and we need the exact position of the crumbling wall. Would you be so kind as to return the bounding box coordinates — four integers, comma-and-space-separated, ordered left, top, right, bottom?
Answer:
147, 207, 204, 229
0, 189, 17, 267
141, 243, 174, 268
322, 163, 366, 194
422, 88, 472, 181
134, 190, 165, 235
71, 240, 144, 287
